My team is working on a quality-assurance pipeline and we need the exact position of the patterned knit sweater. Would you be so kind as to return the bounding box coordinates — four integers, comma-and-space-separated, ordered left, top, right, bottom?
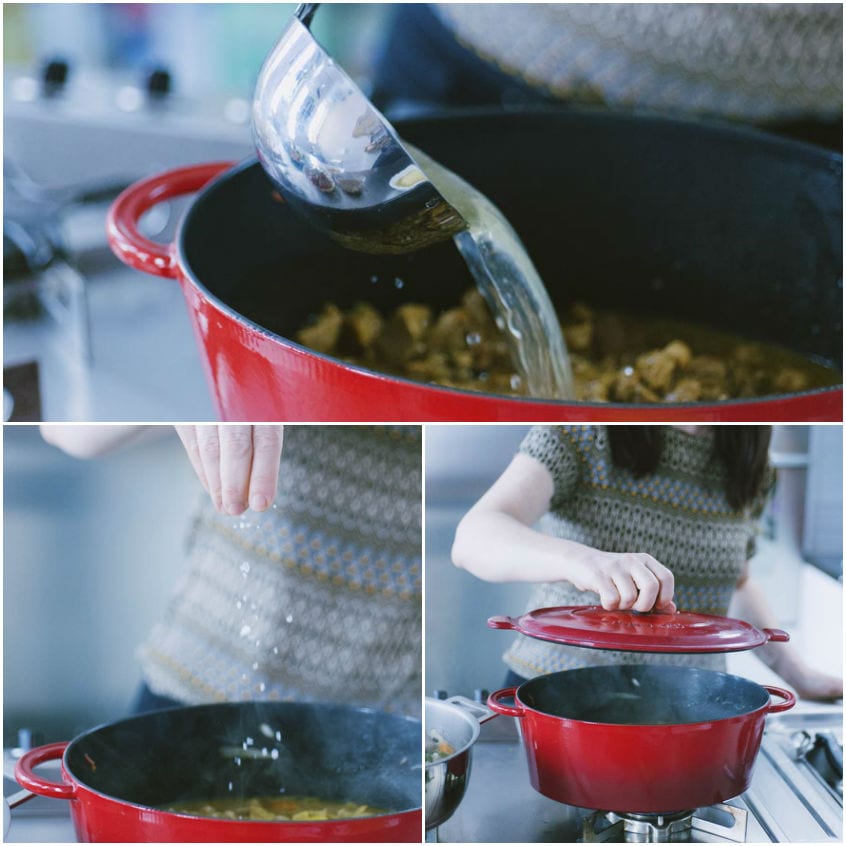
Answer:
503, 425, 774, 678
138, 426, 421, 715
435, 4, 841, 121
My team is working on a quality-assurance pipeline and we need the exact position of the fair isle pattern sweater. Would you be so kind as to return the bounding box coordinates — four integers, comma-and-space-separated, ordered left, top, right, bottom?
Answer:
503, 426, 774, 678
138, 426, 422, 715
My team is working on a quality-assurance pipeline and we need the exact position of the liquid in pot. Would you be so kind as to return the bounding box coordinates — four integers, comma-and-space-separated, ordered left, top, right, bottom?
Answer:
295, 288, 841, 403
162, 794, 386, 821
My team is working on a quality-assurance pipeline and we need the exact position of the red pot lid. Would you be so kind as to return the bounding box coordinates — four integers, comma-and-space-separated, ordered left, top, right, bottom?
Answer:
488, 606, 790, 653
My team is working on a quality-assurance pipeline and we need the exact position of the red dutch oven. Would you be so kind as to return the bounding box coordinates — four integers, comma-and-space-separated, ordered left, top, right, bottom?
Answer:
486, 607, 796, 813
106, 110, 842, 422
14, 701, 421, 842
487, 666, 794, 814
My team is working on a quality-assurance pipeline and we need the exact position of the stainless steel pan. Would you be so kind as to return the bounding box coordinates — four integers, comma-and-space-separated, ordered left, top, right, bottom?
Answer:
425, 696, 496, 830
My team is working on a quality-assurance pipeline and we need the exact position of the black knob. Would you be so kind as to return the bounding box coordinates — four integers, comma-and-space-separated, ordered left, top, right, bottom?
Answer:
146, 67, 172, 99
42, 57, 70, 95
433, 690, 448, 700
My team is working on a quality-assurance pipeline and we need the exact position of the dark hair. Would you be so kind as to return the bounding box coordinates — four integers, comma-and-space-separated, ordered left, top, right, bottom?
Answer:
608, 426, 772, 511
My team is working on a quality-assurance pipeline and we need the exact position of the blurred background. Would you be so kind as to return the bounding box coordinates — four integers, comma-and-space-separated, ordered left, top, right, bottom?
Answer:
4, 3, 392, 422
4, 3, 388, 114
425, 425, 843, 700
3, 425, 197, 748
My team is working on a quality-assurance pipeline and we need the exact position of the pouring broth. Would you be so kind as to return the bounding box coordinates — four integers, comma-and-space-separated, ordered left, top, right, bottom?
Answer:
408, 146, 574, 400
295, 288, 841, 403
162, 795, 386, 822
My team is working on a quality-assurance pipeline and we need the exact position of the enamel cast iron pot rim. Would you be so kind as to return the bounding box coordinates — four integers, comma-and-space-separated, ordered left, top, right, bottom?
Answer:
176, 161, 841, 410
485, 665, 796, 814
174, 165, 840, 413
14, 701, 422, 843
107, 107, 842, 422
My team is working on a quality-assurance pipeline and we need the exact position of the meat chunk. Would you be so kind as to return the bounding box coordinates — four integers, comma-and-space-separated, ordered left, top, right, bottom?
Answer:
377, 304, 432, 365
636, 349, 677, 393
296, 304, 343, 354
773, 368, 810, 394
338, 302, 383, 354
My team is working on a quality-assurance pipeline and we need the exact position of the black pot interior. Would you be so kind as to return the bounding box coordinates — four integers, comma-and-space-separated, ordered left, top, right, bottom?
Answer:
65, 702, 420, 814
181, 109, 842, 369
519, 665, 770, 725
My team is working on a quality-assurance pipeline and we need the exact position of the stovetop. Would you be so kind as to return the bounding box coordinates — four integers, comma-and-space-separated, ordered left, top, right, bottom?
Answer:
430, 704, 843, 843
5, 64, 253, 421
4, 706, 841, 842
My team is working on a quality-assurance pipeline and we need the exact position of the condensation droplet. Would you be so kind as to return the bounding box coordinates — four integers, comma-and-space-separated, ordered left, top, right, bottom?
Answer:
239, 625, 252, 637
285, 614, 293, 624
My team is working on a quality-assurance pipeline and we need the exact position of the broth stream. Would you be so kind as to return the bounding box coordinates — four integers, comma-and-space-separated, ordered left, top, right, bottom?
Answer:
408, 145, 575, 400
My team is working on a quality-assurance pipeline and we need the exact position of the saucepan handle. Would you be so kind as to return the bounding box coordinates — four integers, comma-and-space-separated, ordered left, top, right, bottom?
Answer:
443, 695, 498, 724
106, 161, 234, 279
14, 742, 75, 800
763, 685, 796, 714
486, 687, 525, 718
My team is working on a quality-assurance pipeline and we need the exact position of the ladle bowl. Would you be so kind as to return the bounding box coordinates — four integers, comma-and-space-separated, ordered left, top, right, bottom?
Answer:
252, 3, 466, 254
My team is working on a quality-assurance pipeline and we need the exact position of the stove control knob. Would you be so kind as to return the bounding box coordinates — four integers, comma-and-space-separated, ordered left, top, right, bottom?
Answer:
146, 67, 172, 100
41, 57, 70, 96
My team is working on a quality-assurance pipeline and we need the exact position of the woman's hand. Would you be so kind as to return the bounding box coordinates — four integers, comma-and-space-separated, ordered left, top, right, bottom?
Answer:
788, 664, 843, 702
570, 551, 676, 613
175, 425, 284, 515
452, 453, 676, 611
763, 647, 843, 702
732, 569, 842, 701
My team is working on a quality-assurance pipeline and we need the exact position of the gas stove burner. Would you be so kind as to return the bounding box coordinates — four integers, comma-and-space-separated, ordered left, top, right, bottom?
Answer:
583, 809, 694, 843
582, 804, 748, 843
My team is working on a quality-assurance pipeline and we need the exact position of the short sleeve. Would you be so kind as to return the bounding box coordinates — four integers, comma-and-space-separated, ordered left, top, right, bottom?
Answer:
746, 464, 777, 559
518, 426, 582, 510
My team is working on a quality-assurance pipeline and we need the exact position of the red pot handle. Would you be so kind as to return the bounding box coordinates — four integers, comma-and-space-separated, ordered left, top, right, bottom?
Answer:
106, 161, 234, 279
763, 685, 796, 714
487, 687, 525, 718
14, 742, 75, 800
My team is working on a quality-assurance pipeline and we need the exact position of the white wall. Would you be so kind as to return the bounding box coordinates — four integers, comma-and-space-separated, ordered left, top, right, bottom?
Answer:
425, 426, 532, 698
3, 426, 198, 744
